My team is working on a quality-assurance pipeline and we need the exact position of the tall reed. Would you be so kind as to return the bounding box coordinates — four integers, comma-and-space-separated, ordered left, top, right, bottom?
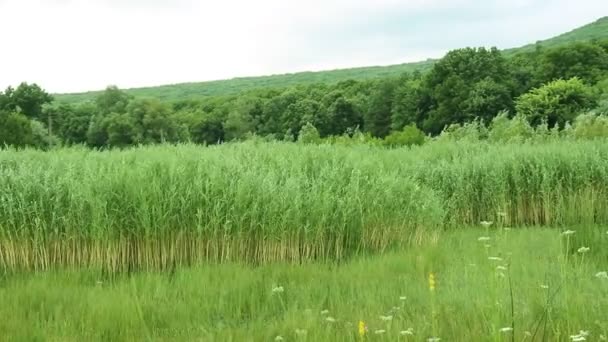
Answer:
1, 139, 607, 271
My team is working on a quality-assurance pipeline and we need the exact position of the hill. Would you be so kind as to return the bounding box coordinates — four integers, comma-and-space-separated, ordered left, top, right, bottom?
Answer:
54, 60, 435, 105
55, 16, 608, 104
504, 16, 608, 55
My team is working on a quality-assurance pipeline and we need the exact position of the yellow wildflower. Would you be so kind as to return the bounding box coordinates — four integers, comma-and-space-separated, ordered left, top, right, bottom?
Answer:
358, 320, 366, 337
429, 272, 436, 292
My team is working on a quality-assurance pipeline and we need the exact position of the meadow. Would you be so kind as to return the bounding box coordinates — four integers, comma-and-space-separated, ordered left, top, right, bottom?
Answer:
1, 140, 607, 340
0, 228, 606, 341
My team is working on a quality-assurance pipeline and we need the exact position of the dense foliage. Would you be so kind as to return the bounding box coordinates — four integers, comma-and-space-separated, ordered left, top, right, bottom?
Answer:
2, 45, 607, 148
2, 38, 608, 148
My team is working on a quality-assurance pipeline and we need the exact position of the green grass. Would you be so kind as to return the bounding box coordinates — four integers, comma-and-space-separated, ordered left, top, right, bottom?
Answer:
1, 139, 607, 340
53, 17, 608, 104
1, 140, 608, 271
1, 227, 606, 341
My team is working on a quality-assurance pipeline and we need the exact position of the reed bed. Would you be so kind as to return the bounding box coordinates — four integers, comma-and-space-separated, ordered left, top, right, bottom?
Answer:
1, 140, 607, 271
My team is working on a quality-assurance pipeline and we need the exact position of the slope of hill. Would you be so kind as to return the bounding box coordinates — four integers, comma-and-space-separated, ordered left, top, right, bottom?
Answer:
55, 16, 608, 104
55, 60, 435, 104
504, 16, 608, 55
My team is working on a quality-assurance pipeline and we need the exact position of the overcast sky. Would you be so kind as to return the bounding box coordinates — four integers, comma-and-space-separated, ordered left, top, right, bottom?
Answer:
0, 0, 606, 93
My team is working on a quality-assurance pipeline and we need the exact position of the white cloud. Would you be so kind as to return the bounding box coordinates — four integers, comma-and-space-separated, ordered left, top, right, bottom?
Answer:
0, 0, 606, 93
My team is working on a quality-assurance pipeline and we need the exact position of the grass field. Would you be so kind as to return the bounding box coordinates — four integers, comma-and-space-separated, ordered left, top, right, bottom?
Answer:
1, 140, 607, 340
1, 227, 606, 341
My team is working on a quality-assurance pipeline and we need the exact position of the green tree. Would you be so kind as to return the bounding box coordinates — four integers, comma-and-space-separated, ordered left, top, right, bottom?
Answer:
188, 111, 224, 145
104, 113, 140, 147
515, 77, 597, 127
1, 83, 53, 119
96, 86, 132, 115
324, 92, 363, 136
223, 97, 262, 141
420, 47, 513, 134
391, 78, 423, 131
128, 98, 179, 143
462, 77, 514, 123
0, 111, 33, 147
86, 116, 108, 148
60, 104, 95, 145
364, 78, 396, 138
260, 89, 303, 137
288, 99, 328, 134
539, 41, 608, 85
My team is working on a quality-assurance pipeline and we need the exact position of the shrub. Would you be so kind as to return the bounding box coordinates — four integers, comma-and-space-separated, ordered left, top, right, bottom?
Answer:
384, 124, 426, 147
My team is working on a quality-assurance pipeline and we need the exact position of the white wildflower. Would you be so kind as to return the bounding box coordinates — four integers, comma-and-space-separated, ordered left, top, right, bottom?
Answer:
570, 330, 590, 341
481, 221, 493, 227
320, 309, 329, 315
400, 296, 407, 301
562, 230, 576, 236
295, 329, 307, 336
500, 327, 513, 333
272, 286, 284, 294
595, 271, 608, 280
275, 336, 284, 341
540, 284, 549, 289
427, 337, 441, 342
400, 328, 414, 336
374, 329, 386, 335
577, 247, 590, 254
325, 316, 336, 323
488, 256, 503, 261
496, 265, 508, 271
380, 315, 393, 321
478, 236, 491, 241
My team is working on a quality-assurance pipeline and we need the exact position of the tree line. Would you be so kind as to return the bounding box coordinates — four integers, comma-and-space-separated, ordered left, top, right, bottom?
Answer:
1, 40, 608, 148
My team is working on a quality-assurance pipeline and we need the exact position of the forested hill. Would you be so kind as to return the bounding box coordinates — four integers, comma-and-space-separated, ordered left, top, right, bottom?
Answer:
55, 16, 608, 104
55, 60, 435, 104
504, 16, 608, 55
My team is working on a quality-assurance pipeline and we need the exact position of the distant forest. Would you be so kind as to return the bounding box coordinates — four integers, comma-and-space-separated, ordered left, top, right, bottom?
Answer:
1, 39, 608, 148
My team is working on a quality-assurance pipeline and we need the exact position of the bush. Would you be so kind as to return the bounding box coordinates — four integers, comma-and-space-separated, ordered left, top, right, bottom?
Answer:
488, 111, 535, 142
436, 119, 487, 142
572, 112, 608, 139
515, 77, 596, 128
30, 120, 61, 149
384, 124, 426, 147
297, 122, 321, 144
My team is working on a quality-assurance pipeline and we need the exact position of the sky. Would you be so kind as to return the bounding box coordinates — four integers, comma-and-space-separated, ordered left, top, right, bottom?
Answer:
0, 0, 606, 93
